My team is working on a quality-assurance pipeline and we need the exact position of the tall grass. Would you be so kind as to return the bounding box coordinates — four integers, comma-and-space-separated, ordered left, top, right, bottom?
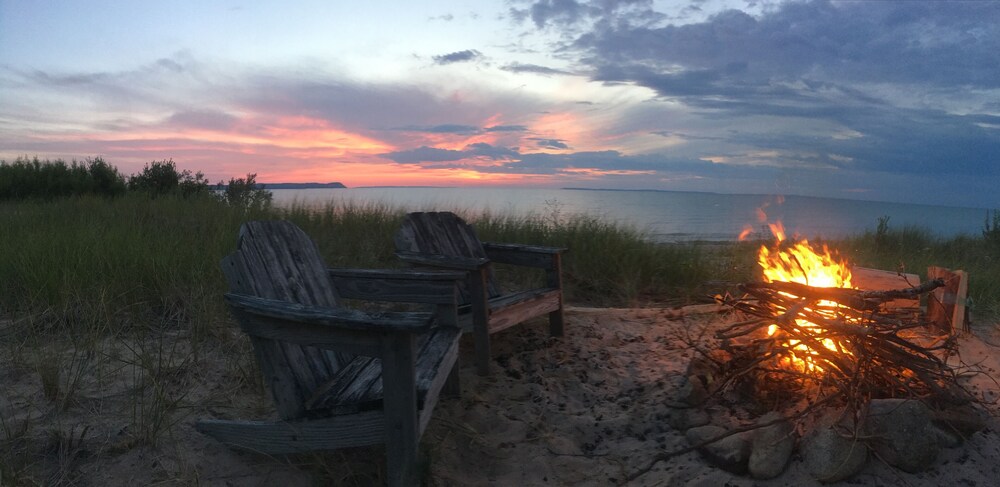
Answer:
5, 195, 999, 327
3, 195, 999, 330
0, 194, 260, 338
469, 210, 717, 305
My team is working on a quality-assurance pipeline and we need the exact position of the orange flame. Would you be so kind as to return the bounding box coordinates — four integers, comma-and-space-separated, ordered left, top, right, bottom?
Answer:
757, 218, 853, 373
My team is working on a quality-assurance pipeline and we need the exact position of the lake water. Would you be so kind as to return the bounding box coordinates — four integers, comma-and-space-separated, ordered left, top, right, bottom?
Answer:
270, 187, 992, 243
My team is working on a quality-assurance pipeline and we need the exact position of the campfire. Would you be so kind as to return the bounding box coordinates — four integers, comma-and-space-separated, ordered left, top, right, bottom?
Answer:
717, 223, 966, 407
630, 219, 988, 483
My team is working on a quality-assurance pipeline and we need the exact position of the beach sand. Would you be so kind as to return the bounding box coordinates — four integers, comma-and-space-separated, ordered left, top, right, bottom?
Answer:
2, 307, 1000, 485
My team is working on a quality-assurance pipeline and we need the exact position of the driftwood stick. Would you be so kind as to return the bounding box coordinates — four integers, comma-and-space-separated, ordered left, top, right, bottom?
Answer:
859, 278, 946, 300
741, 281, 879, 310
740, 279, 946, 312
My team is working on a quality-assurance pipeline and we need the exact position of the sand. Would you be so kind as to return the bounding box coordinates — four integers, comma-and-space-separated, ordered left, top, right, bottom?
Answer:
2, 307, 1000, 485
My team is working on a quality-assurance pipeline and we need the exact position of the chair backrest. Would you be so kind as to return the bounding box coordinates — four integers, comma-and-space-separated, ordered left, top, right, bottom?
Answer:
395, 212, 501, 300
221, 220, 350, 420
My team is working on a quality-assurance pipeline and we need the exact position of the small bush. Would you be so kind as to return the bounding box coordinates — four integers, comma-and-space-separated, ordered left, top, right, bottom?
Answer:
221, 173, 272, 211
128, 159, 210, 197
983, 209, 1000, 249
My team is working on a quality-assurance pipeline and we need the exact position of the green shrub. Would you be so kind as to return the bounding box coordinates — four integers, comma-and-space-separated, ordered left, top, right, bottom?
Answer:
221, 173, 272, 211
983, 209, 1000, 249
128, 159, 210, 197
0, 156, 126, 200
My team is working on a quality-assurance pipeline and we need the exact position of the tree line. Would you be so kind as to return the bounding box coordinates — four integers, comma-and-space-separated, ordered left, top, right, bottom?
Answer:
0, 156, 271, 209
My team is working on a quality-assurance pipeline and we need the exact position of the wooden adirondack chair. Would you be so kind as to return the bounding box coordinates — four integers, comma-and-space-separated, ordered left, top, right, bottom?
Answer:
394, 211, 566, 375
196, 220, 464, 487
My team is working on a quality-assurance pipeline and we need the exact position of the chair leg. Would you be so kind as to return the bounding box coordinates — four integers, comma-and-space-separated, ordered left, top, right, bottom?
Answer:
473, 325, 491, 376
469, 269, 492, 376
443, 358, 461, 397
549, 306, 565, 337
382, 333, 419, 487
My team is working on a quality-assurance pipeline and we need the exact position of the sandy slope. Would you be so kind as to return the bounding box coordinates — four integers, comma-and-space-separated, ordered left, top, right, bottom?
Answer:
2, 307, 999, 485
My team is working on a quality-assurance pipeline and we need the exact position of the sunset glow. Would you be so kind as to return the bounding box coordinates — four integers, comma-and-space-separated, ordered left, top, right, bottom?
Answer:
0, 1, 997, 206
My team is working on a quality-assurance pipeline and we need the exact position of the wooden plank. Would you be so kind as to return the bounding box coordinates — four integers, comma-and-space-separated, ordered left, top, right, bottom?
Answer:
546, 252, 564, 337
488, 289, 562, 334
329, 269, 461, 304
235, 313, 384, 356
306, 356, 382, 412
850, 266, 921, 309
249, 337, 310, 419
237, 221, 341, 307
380, 332, 419, 487
468, 267, 492, 376
196, 412, 385, 454
952, 270, 968, 333
416, 327, 462, 435
394, 251, 489, 271
306, 326, 461, 414
927, 266, 967, 335
226, 293, 433, 331
483, 242, 565, 269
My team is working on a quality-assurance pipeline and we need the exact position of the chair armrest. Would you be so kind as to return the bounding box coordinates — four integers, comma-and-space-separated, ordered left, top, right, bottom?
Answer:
395, 250, 490, 271
224, 293, 432, 332
329, 268, 466, 281
328, 268, 464, 304
482, 242, 567, 269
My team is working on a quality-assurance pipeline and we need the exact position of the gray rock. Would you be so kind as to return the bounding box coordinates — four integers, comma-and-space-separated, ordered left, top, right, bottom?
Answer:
686, 425, 750, 474
679, 353, 727, 406
802, 416, 867, 483
864, 399, 939, 473
749, 412, 796, 479
932, 404, 989, 440
930, 424, 962, 449
677, 375, 710, 407
668, 408, 711, 431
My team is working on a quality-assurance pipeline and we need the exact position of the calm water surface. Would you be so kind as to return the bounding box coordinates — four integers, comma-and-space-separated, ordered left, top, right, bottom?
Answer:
270, 187, 991, 243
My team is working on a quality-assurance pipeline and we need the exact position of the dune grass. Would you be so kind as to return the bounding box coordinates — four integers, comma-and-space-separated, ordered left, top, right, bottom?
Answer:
3, 194, 997, 335
1, 193, 999, 484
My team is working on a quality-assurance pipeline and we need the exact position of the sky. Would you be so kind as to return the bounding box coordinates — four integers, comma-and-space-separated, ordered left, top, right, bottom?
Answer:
1, 0, 998, 208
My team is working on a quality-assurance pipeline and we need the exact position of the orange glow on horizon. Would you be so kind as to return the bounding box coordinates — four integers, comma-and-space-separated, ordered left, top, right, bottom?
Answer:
46, 114, 393, 157
560, 168, 655, 178
22, 110, 654, 188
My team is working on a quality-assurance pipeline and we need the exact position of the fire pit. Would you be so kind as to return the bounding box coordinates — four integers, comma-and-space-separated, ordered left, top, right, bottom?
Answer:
632, 226, 988, 482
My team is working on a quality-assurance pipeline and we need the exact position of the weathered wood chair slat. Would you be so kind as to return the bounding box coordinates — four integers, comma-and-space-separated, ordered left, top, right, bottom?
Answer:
197, 220, 463, 487
394, 211, 566, 375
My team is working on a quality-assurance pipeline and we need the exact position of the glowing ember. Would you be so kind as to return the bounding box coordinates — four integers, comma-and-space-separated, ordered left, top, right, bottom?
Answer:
757, 221, 854, 373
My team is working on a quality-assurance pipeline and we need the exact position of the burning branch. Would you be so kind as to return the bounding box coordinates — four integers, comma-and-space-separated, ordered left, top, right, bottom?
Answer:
718, 278, 967, 406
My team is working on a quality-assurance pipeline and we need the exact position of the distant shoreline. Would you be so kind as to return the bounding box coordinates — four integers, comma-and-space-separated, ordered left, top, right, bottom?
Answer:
263, 184, 990, 211
218, 182, 347, 189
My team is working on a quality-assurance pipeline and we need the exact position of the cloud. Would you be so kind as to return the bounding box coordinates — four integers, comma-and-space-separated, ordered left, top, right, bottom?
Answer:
501, 62, 572, 76
166, 109, 239, 131
432, 49, 483, 64
485, 124, 529, 132
391, 124, 529, 136
537, 0, 1000, 200
381, 143, 520, 164
510, 0, 664, 29
396, 124, 482, 134
575, 2, 1000, 89
532, 138, 569, 149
